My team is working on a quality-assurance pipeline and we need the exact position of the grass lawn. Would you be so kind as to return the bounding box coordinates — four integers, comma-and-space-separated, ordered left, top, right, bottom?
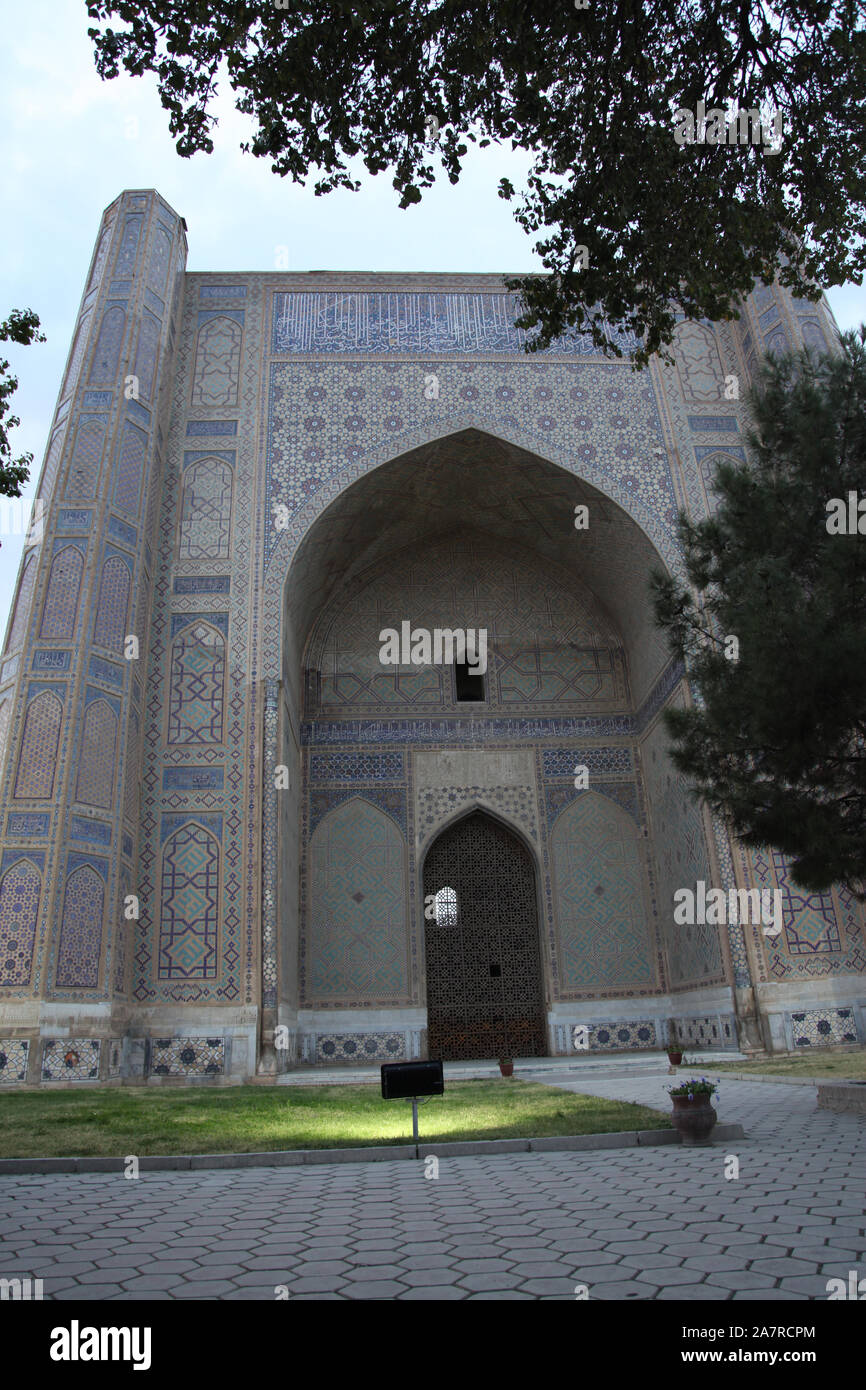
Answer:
702, 1049, 866, 1080
0, 1079, 670, 1158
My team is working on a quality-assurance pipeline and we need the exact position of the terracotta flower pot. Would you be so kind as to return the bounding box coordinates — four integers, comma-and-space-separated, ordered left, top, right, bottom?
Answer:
671, 1094, 717, 1146
667, 1051, 683, 1066
499, 1061, 514, 1077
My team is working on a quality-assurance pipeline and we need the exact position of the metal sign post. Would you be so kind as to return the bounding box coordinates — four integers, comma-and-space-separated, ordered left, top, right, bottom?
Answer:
381, 1060, 444, 1143
406, 1095, 434, 1140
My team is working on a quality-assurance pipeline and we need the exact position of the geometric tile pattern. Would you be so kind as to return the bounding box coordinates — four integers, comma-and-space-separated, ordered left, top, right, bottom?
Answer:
672, 1013, 738, 1050
790, 1008, 859, 1048
0, 698, 10, 768
640, 707, 724, 989
39, 546, 84, 639
147, 224, 173, 295
133, 311, 161, 402
309, 784, 407, 836
672, 320, 725, 401
307, 798, 407, 1004
746, 846, 866, 982
41, 1038, 101, 1080
423, 809, 546, 1059
64, 415, 107, 500
0, 1038, 29, 1083
313, 1031, 409, 1063
417, 784, 538, 844
92, 556, 131, 652
112, 422, 147, 514
149, 1036, 225, 1075
553, 1020, 659, 1053
158, 823, 220, 979
191, 316, 242, 407
75, 698, 117, 809
87, 305, 126, 384
14, 690, 62, 799
55, 865, 105, 988
115, 215, 143, 276
309, 752, 404, 782
308, 534, 627, 717
0, 859, 41, 986
167, 622, 225, 744
550, 793, 657, 993
4, 551, 36, 653
179, 458, 233, 559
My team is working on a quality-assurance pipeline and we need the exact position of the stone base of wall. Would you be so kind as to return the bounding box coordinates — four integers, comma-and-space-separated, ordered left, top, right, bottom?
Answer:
2, 995, 863, 1083
816, 1082, 866, 1115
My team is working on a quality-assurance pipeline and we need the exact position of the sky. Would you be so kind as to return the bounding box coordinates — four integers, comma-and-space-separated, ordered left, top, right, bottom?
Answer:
1, 0, 864, 643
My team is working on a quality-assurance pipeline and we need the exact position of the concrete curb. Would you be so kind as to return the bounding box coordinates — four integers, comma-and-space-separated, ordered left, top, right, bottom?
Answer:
699, 1070, 825, 1087
0, 1123, 745, 1175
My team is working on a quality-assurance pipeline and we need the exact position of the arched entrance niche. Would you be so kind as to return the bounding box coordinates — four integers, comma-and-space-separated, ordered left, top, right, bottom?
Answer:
269, 429, 735, 1067
422, 808, 546, 1060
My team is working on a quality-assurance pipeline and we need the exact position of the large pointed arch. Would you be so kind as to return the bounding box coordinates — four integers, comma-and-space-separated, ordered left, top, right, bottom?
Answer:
265, 423, 682, 688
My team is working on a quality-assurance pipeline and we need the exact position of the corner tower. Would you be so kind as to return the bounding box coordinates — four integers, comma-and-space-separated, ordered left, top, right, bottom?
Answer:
0, 190, 187, 1081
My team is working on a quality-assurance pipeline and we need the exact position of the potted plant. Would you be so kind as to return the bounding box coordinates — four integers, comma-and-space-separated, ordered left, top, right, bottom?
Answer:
498, 1057, 514, 1077
666, 1044, 684, 1066
667, 1076, 718, 1146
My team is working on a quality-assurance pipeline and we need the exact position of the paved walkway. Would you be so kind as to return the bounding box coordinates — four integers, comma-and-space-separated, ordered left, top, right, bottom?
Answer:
0, 1067, 863, 1300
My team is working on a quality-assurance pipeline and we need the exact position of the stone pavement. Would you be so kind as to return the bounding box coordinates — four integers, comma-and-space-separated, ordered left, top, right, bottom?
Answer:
0, 1067, 863, 1300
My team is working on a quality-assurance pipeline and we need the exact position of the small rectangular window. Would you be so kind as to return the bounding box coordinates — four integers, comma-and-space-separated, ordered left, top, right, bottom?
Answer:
455, 661, 485, 702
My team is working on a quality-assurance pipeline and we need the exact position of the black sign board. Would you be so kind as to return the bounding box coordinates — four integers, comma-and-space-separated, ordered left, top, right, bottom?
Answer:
380, 1059, 444, 1100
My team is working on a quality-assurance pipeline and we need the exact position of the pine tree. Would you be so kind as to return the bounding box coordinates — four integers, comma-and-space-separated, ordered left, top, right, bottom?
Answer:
651, 327, 866, 898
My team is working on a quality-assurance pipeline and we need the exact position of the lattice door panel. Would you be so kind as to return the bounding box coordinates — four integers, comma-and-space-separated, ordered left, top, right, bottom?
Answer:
423, 811, 547, 1059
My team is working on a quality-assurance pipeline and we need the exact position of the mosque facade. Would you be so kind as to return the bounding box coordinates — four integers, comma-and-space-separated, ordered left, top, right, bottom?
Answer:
0, 187, 862, 1085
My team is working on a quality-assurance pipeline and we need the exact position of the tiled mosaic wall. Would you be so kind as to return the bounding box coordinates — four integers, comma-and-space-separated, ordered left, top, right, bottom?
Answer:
0, 187, 860, 1076
0, 189, 186, 1010
788, 1008, 859, 1048
741, 844, 866, 985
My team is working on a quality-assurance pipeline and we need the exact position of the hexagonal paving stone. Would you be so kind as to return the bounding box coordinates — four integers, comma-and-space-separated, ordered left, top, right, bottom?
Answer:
176, 1280, 251, 1298
510, 1260, 584, 1279
517, 1278, 584, 1296
397, 1285, 468, 1299
76, 1268, 141, 1284
747, 1257, 821, 1277
730, 1288, 805, 1300
51, 1285, 126, 1300
632, 1267, 707, 1287
454, 1259, 518, 1275
655, 1284, 730, 1301
290, 1261, 350, 1277
344, 1265, 408, 1282
567, 1264, 634, 1285
675, 1254, 748, 1274
344, 1280, 415, 1298
181, 1264, 247, 1281
459, 1274, 522, 1297
445, 1243, 506, 1260
586, 1280, 654, 1299
466, 1290, 534, 1299
280, 1276, 352, 1294
119, 1275, 183, 1291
